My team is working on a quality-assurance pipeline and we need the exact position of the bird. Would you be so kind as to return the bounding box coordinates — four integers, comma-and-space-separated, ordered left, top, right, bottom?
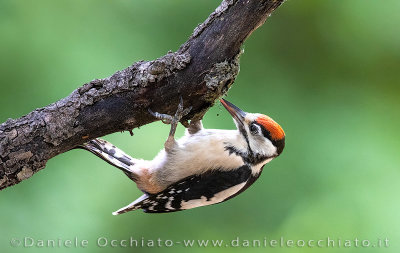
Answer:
78, 98, 285, 214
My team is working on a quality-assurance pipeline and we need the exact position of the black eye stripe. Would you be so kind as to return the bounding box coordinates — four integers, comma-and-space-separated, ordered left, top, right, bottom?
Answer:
253, 122, 271, 139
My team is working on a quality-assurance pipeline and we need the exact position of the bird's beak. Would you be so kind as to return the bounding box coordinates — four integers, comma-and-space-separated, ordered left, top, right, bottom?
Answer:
220, 99, 246, 126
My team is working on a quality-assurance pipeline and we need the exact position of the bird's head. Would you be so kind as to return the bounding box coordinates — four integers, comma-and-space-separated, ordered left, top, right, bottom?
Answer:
220, 99, 285, 163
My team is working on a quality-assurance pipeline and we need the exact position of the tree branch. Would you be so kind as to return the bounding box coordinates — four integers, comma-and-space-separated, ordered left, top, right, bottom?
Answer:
0, 0, 285, 190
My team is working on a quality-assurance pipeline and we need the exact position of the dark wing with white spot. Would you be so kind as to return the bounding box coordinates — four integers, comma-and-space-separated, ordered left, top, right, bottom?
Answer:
113, 165, 253, 214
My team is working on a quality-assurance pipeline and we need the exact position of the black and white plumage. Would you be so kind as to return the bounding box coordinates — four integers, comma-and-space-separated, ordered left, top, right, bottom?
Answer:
114, 165, 252, 214
78, 99, 285, 214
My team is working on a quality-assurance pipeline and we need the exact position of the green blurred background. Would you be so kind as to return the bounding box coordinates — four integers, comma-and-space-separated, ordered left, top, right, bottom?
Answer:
1, 0, 399, 252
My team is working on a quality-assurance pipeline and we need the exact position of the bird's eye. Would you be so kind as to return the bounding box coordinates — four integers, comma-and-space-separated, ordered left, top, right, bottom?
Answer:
250, 124, 259, 135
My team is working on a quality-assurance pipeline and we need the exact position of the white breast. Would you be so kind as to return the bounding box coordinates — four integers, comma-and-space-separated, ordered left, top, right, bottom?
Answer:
150, 129, 247, 188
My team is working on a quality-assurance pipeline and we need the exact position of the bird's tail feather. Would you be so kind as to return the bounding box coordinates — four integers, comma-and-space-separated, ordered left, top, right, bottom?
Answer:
76, 138, 138, 180
112, 194, 149, 215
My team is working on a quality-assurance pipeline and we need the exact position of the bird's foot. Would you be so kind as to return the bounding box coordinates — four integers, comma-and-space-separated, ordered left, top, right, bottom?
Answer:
148, 97, 192, 151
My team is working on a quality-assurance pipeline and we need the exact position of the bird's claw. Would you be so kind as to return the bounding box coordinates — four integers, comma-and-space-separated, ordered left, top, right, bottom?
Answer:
148, 109, 174, 124
148, 98, 191, 152
148, 97, 192, 127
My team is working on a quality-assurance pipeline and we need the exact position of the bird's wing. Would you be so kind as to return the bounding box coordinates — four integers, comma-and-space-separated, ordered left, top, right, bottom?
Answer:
113, 165, 253, 214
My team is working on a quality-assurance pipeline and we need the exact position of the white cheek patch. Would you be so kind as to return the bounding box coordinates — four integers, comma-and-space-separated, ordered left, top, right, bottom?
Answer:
248, 136, 277, 158
262, 138, 277, 156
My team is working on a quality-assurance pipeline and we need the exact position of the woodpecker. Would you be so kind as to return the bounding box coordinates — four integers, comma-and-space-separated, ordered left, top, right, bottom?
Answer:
79, 98, 285, 214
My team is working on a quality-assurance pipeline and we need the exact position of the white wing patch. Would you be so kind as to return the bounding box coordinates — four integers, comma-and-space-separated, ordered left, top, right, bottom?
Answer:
180, 182, 246, 210
165, 197, 175, 210
251, 158, 272, 175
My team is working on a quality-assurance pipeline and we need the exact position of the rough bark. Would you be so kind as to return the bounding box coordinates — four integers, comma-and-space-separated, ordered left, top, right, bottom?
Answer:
0, 0, 285, 190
